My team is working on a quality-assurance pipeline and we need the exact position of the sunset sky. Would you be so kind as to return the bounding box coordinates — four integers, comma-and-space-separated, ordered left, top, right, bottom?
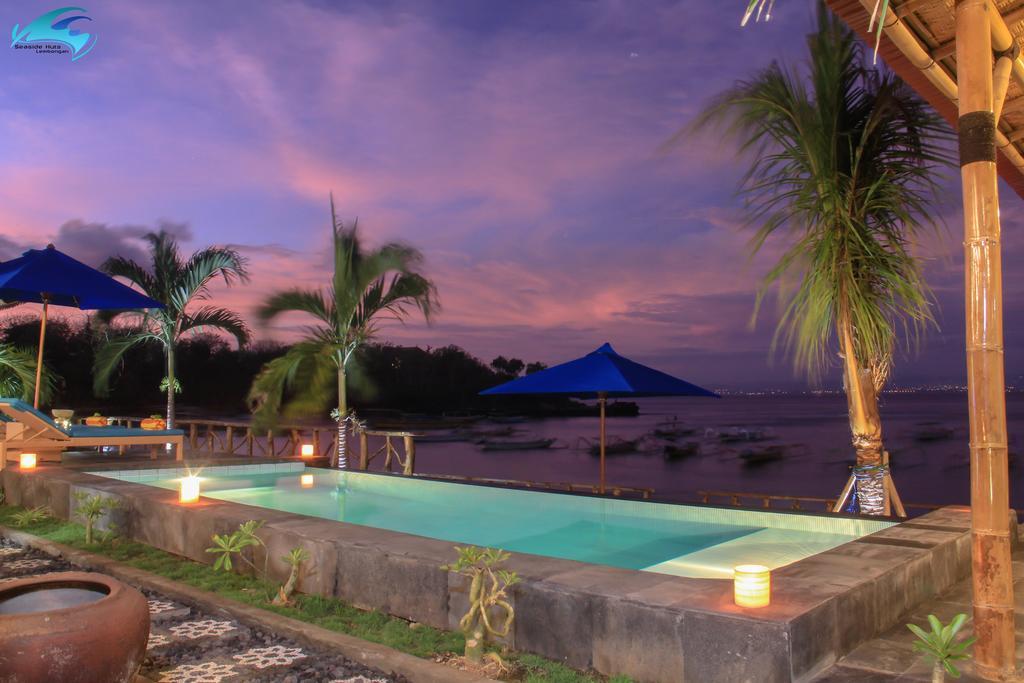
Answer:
4, 0, 1024, 390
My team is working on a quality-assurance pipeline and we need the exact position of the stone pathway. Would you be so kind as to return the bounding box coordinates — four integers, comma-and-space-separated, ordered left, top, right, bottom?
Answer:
814, 550, 1024, 682
0, 539, 402, 683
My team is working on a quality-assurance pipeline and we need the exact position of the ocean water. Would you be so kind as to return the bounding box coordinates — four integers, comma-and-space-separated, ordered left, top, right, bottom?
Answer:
382, 392, 1024, 511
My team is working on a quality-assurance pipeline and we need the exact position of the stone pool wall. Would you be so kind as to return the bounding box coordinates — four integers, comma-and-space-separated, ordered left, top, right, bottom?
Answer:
3, 464, 1011, 683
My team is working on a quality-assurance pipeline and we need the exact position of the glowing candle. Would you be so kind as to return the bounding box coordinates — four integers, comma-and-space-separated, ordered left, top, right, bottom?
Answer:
300, 473, 314, 488
733, 565, 770, 608
300, 444, 314, 458
20, 453, 37, 470
179, 476, 201, 503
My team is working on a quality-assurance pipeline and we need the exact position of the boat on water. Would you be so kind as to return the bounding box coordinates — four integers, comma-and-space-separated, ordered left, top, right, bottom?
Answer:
480, 438, 556, 451
738, 444, 785, 465
652, 419, 696, 439
471, 426, 520, 438
714, 426, 771, 443
663, 442, 700, 460
588, 437, 640, 456
415, 432, 475, 443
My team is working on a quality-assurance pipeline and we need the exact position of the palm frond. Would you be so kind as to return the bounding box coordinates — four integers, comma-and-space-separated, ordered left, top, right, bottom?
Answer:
248, 340, 337, 429
0, 344, 56, 402
101, 255, 158, 298
179, 306, 251, 347
173, 245, 249, 310
256, 289, 333, 326
92, 331, 159, 397
143, 231, 185, 303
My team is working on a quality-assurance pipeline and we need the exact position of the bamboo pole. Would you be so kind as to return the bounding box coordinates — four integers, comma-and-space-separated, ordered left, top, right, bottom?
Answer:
359, 431, 368, 470
955, 2, 1017, 678
33, 299, 48, 409
598, 392, 607, 494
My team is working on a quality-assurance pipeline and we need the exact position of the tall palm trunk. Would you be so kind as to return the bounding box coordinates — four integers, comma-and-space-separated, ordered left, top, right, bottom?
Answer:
166, 344, 176, 430
336, 362, 348, 469
838, 307, 886, 515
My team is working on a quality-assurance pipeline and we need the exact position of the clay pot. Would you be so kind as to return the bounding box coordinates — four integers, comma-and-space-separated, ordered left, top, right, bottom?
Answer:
0, 571, 149, 683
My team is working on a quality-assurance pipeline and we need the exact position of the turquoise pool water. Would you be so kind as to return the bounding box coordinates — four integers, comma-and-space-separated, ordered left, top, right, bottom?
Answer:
92, 464, 894, 578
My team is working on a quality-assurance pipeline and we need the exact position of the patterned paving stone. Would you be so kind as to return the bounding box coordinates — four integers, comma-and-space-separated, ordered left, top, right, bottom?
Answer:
5, 557, 53, 571
148, 634, 172, 650
169, 619, 239, 640
158, 661, 239, 683
148, 598, 192, 621
232, 645, 307, 669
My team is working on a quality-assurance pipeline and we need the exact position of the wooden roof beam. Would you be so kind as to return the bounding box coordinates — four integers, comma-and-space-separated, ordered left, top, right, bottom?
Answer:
1000, 4, 1024, 29
1001, 95, 1024, 116
894, 0, 933, 19
932, 39, 956, 62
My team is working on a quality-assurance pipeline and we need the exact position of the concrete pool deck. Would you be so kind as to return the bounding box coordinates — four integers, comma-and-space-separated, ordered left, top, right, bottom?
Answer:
2, 463, 1013, 683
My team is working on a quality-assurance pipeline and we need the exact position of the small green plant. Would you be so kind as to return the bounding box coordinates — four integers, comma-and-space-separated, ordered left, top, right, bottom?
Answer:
907, 613, 976, 681
73, 492, 122, 544
272, 547, 311, 606
442, 546, 519, 668
159, 377, 182, 394
206, 520, 265, 572
206, 520, 311, 607
11, 505, 52, 527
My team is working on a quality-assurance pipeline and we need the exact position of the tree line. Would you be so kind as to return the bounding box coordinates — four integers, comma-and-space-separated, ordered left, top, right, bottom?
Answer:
0, 315, 549, 418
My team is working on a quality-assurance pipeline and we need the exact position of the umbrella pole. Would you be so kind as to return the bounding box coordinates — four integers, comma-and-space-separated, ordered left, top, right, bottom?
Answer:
598, 392, 607, 494
33, 300, 48, 409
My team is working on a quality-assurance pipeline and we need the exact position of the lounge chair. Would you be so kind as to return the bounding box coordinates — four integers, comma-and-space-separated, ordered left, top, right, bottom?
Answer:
0, 399, 184, 468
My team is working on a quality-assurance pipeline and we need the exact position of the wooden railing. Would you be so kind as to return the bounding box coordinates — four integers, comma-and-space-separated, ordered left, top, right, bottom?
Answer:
698, 489, 944, 516
100, 417, 337, 460
96, 416, 652, 498
357, 429, 416, 475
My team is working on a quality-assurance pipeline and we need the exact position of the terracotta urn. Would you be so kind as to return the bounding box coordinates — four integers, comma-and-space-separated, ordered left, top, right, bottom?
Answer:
0, 571, 149, 683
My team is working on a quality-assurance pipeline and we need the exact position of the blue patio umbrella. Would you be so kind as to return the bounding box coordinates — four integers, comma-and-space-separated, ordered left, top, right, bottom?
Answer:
0, 244, 163, 407
481, 342, 718, 493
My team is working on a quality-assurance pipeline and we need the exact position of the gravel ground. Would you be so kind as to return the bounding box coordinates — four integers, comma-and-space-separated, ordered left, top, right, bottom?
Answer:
0, 538, 403, 683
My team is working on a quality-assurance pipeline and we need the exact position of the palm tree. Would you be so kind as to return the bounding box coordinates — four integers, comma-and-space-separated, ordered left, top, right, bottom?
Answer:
93, 231, 250, 428
248, 198, 438, 468
689, 6, 953, 514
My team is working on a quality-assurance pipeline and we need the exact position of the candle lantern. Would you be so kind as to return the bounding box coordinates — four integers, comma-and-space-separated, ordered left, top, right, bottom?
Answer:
733, 564, 770, 608
180, 476, 201, 503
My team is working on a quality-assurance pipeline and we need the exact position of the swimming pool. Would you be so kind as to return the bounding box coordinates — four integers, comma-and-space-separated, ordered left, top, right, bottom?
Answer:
92, 464, 894, 578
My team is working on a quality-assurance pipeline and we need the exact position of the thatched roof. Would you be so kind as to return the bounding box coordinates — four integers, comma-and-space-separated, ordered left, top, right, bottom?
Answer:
827, 0, 1024, 198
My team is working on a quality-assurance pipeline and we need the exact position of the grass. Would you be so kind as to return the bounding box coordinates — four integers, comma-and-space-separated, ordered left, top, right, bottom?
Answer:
0, 503, 631, 682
